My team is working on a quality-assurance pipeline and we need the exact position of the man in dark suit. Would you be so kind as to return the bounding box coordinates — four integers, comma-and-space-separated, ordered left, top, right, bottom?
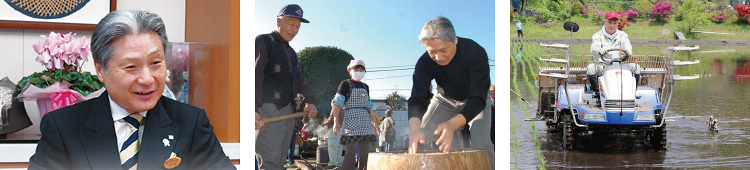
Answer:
490, 86, 495, 146
28, 10, 235, 170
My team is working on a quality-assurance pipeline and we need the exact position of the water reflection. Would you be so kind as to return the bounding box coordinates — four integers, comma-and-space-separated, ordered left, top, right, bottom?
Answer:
712, 58, 724, 76
734, 58, 750, 83
541, 131, 668, 169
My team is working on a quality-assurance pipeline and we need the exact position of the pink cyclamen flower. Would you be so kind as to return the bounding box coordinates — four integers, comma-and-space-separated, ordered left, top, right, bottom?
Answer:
32, 41, 45, 54
35, 52, 52, 69
53, 57, 63, 70
32, 31, 91, 71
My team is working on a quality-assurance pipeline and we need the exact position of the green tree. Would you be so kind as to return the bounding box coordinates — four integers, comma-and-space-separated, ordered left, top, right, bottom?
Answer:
385, 91, 407, 110
547, 0, 571, 20
298, 46, 354, 118
634, 0, 656, 18
675, 0, 714, 38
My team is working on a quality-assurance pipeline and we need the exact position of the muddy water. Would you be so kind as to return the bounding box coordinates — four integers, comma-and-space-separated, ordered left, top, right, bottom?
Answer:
511, 44, 750, 169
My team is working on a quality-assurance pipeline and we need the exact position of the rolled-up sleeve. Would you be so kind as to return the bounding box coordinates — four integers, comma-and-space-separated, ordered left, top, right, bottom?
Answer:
367, 99, 374, 110
332, 93, 346, 107
366, 84, 374, 109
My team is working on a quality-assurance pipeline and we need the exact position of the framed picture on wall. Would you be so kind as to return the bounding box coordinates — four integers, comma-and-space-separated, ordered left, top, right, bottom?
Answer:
0, 0, 117, 30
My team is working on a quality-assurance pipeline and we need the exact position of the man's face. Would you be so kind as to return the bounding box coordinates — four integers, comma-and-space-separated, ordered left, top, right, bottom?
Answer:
95, 32, 166, 114
423, 38, 458, 66
605, 19, 618, 34
277, 16, 302, 42
489, 86, 495, 99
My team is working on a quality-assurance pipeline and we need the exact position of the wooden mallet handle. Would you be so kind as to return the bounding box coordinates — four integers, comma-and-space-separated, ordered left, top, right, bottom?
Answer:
256, 111, 307, 130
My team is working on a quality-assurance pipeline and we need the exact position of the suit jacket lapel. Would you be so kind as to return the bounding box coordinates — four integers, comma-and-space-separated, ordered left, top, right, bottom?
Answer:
139, 98, 181, 169
78, 91, 122, 170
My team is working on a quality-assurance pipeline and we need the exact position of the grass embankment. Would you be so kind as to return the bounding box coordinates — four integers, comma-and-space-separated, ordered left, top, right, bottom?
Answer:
511, 41, 547, 169
510, 46, 520, 170
511, 17, 750, 41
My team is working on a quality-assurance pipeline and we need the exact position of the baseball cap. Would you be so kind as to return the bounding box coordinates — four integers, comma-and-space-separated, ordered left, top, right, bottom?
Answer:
278, 4, 310, 23
347, 60, 366, 69
605, 11, 619, 20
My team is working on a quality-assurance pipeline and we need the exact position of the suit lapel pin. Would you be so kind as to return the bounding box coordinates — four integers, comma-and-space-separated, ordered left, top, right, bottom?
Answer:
163, 138, 170, 147
164, 152, 182, 169
168, 135, 174, 140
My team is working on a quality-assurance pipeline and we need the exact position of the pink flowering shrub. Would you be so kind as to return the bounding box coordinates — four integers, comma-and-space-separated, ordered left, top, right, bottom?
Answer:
627, 10, 640, 19
711, 12, 725, 23
652, 1, 674, 20
581, 4, 589, 16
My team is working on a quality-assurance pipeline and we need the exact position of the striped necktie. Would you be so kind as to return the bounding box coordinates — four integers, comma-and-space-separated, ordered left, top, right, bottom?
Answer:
120, 114, 143, 170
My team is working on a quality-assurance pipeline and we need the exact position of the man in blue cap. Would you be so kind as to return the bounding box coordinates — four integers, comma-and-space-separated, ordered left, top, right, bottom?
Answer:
255, 4, 317, 170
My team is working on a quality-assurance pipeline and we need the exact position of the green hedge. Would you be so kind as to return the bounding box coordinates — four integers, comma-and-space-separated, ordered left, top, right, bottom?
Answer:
297, 46, 354, 118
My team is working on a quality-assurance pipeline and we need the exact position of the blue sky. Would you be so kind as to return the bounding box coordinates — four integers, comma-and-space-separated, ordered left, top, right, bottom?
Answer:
254, 0, 495, 99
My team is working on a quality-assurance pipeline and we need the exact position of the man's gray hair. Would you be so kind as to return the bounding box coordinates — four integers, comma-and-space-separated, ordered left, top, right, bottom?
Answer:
418, 16, 456, 44
91, 10, 168, 73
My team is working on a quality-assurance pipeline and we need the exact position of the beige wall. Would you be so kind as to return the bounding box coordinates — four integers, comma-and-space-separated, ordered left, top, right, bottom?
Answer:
117, 0, 186, 42
0, 1, 186, 85
186, 0, 241, 142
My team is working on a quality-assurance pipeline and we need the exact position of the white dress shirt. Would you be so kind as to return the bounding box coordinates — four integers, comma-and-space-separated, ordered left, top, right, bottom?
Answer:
109, 96, 148, 151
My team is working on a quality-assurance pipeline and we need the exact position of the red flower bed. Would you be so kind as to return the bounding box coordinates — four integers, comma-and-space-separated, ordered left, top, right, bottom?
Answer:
736, 5, 750, 23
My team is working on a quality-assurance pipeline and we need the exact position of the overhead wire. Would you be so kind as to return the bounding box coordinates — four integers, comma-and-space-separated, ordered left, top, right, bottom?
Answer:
365, 74, 412, 80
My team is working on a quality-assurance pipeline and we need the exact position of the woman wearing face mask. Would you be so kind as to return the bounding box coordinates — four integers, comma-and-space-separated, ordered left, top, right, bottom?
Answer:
331, 59, 381, 170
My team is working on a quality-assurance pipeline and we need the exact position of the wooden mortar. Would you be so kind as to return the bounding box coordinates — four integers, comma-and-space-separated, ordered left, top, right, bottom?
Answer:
366, 150, 490, 170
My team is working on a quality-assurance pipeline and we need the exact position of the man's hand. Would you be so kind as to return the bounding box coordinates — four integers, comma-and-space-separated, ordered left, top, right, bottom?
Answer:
408, 118, 425, 154
434, 123, 457, 152
599, 48, 608, 55
408, 129, 425, 154
255, 112, 264, 130
433, 114, 467, 153
304, 104, 318, 117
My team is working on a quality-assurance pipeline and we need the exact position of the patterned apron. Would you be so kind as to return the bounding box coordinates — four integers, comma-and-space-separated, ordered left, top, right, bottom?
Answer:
340, 80, 376, 145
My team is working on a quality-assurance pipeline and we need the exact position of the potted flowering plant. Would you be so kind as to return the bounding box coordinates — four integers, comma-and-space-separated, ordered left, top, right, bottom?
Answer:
17, 31, 104, 116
